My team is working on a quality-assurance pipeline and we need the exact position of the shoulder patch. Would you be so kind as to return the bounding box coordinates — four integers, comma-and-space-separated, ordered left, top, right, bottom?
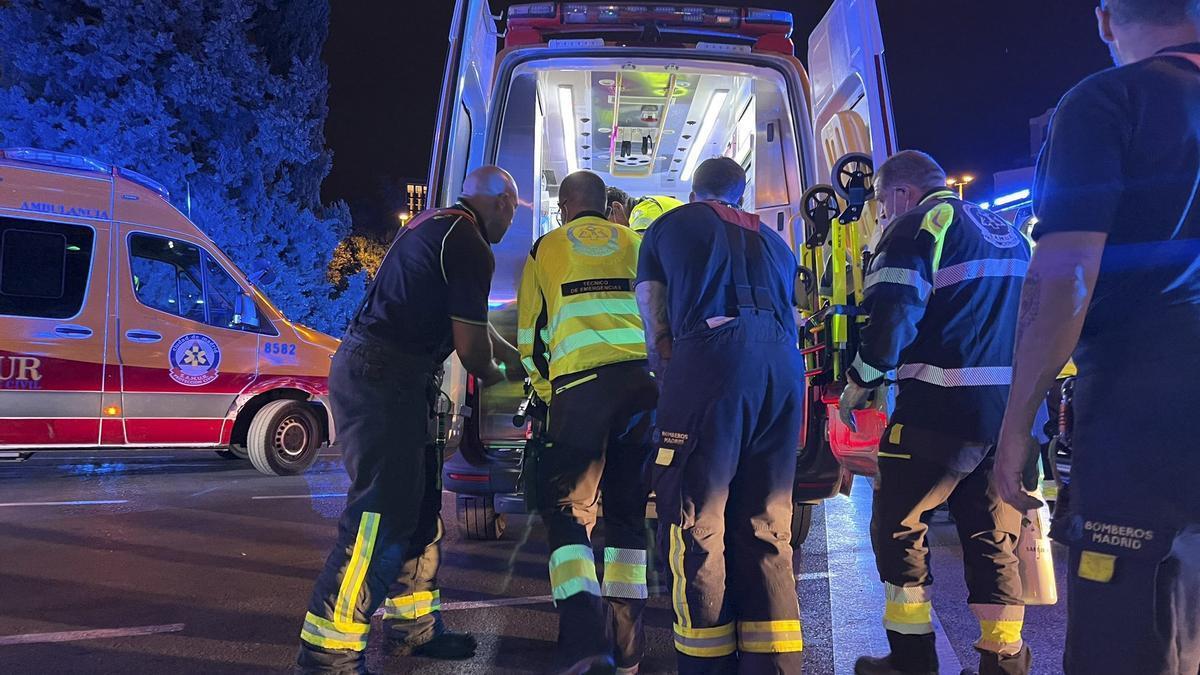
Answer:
961, 203, 1022, 249
920, 203, 955, 239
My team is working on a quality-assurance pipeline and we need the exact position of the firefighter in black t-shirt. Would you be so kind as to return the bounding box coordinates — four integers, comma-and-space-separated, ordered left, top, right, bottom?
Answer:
995, 2, 1200, 673
296, 166, 524, 674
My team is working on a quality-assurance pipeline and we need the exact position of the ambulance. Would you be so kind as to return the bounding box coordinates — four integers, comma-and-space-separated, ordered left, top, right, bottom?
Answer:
431, 0, 898, 541
0, 148, 339, 476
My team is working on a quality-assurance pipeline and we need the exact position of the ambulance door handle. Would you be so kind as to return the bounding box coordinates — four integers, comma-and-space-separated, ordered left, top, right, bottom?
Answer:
54, 324, 93, 339
125, 330, 162, 343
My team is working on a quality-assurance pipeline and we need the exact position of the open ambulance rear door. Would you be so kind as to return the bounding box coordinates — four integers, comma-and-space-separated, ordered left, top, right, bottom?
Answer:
428, 0, 500, 208
807, 0, 897, 182
428, 0, 502, 459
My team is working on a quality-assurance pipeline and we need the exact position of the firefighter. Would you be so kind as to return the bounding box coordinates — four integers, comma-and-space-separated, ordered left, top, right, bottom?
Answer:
517, 170, 658, 675
637, 157, 806, 674
839, 150, 1032, 675
296, 166, 524, 674
994, 2, 1200, 673
627, 195, 684, 234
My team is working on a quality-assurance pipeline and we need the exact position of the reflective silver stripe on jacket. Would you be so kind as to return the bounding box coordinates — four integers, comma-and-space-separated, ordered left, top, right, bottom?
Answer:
933, 258, 1027, 290
864, 267, 931, 300
897, 364, 1012, 387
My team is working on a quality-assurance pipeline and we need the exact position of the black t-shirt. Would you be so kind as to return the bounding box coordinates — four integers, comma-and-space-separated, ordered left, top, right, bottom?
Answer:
346, 203, 494, 361
1033, 44, 1200, 367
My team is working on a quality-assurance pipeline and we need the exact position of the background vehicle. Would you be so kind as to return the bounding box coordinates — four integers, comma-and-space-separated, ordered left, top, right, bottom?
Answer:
0, 148, 338, 476
429, 1, 899, 541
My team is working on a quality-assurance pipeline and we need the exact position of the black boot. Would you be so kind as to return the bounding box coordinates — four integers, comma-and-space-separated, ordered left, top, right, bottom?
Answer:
855, 632, 938, 675
969, 646, 1031, 675
387, 630, 477, 660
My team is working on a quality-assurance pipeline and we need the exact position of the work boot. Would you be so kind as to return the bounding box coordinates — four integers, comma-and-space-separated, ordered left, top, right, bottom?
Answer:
386, 630, 477, 660
854, 655, 936, 675
972, 646, 1032, 675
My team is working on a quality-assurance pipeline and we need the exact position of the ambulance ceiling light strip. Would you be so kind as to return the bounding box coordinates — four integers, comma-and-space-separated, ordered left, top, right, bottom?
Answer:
680, 89, 729, 182
558, 85, 580, 175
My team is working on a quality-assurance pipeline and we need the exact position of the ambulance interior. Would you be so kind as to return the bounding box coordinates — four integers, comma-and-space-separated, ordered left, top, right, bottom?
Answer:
479, 57, 807, 441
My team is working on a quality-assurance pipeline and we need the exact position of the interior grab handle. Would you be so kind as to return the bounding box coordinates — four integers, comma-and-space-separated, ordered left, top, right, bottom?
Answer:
125, 329, 163, 343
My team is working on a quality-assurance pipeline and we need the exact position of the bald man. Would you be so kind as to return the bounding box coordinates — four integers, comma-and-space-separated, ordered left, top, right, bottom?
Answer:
297, 166, 524, 674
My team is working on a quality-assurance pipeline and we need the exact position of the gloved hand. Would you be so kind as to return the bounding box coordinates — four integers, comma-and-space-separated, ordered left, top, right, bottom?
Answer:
838, 381, 875, 432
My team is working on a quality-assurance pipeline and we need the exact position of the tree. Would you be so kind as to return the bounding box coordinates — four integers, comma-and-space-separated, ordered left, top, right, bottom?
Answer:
0, 0, 365, 334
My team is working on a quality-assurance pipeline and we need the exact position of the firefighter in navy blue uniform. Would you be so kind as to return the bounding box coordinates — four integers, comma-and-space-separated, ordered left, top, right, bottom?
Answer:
840, 151, 1032, 675
516, 171, 658, 675
296, 166, 523, 675
637, 158, 806, 675
995, 3, 1200, 673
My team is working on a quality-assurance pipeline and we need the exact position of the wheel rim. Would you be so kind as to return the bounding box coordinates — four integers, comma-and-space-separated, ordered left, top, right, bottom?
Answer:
274, 414, 312, 460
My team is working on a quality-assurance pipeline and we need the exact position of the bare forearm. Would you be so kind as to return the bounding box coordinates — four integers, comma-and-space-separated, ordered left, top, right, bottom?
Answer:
488, 322, 519, 363
1001, 233, 1104, 434
636, 282, 672, 375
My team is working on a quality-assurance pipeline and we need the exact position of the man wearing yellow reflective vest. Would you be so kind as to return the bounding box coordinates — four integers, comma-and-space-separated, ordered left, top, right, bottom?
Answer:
839, 151, 1032, 675
627, 195, 684, 233
517, 170, 658, 675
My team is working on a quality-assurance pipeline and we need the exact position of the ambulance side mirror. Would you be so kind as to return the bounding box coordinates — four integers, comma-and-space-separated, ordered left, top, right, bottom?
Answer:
233, 292, 260, 329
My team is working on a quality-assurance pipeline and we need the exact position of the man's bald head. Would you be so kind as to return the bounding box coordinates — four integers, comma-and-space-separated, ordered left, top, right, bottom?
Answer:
462, 165, 518, 201
558, 171, 608, 223
460, 165, 519, 244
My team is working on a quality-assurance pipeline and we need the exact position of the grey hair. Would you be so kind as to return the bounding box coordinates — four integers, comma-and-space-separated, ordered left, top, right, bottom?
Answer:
875, 150, 948, 193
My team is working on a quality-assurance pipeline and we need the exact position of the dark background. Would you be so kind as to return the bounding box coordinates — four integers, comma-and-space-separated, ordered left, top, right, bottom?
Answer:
321, 1, 1113, 228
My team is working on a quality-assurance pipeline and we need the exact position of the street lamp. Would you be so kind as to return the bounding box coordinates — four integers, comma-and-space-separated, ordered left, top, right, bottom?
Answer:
398, 210, 411, 226
946, 175, 975, 200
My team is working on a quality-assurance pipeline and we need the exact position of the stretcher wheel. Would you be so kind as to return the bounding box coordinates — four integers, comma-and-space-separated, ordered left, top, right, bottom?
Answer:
803, 186, 841, 225
831, 153, 876, 201
246, 399, 322, 476
456, 494, 506, 540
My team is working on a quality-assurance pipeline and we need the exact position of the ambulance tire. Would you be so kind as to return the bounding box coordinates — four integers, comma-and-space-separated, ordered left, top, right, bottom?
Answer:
246, 399, 322, 476
456, 495, 505, 540
790, 502, 814, 548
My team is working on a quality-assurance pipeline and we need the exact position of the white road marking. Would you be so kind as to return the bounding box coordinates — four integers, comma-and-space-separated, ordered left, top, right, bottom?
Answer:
0, 500, 128, 508
0, 623, 185, 646
250, 493, 347, 501
825, 477, 964, 675
797, 571, 834, 581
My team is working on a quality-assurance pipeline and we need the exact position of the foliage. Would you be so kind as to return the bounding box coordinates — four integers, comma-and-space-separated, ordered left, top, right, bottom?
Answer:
0, 0, 365, 335
328, 233, 390, 291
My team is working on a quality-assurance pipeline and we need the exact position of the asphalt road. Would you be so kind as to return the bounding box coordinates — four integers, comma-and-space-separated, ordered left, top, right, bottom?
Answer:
0, 450, 1070, 674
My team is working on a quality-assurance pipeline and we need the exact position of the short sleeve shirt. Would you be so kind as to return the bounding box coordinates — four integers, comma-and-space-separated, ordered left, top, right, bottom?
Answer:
1033, 44, 1200, 358
346, 203, 494, 361
637, 202, 798, 339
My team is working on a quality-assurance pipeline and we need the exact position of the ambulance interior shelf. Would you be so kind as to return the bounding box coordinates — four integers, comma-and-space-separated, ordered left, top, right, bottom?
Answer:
800, 152, 887, 474
477, 55, 806, 444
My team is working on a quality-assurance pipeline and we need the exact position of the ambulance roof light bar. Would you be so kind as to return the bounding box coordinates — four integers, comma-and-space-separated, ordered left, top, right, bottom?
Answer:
992, 188, 1031, 208
558, 85, 581, 175
680, 89, 729, 182
4, 147, 109, 174
507, 4, 794, 45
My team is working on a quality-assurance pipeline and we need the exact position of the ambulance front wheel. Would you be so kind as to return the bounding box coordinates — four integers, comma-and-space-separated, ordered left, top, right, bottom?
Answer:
215, 445, 249, 460
246, 399, 322, 476
790, 503, 814, 548
456, 495, 506, 540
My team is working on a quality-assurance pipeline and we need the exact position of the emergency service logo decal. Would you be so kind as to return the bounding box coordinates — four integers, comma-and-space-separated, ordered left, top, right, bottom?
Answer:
168, 333, 221, 387
963, 204, 1021, 249
566, 222, 620, 257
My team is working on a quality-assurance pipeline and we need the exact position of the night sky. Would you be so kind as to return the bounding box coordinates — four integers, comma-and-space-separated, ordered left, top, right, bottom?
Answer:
321, 1, 1112, 224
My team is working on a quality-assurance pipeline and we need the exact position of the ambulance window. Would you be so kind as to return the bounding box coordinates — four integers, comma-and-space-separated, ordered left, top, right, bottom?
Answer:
202, 252, 268, 333
0, 217, 94, 319
128, 234, 206, 323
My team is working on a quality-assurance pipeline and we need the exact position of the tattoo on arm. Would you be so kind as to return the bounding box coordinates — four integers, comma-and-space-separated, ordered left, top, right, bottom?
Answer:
636, 282, 672, 376
1014, 271, 1042, 351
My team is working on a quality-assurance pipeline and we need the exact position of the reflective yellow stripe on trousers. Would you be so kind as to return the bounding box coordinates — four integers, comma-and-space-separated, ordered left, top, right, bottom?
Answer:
299, 511, 380, 652
971, 603, 1025, 655
300, 611, 370, 651
382, 589, 441, 621
602, 547, 648, 599
548, 544, 600, 603
674, 622, 737, 658
668, 524, 692, 627
737, 619, 805, 653
883, 582, 933, 635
